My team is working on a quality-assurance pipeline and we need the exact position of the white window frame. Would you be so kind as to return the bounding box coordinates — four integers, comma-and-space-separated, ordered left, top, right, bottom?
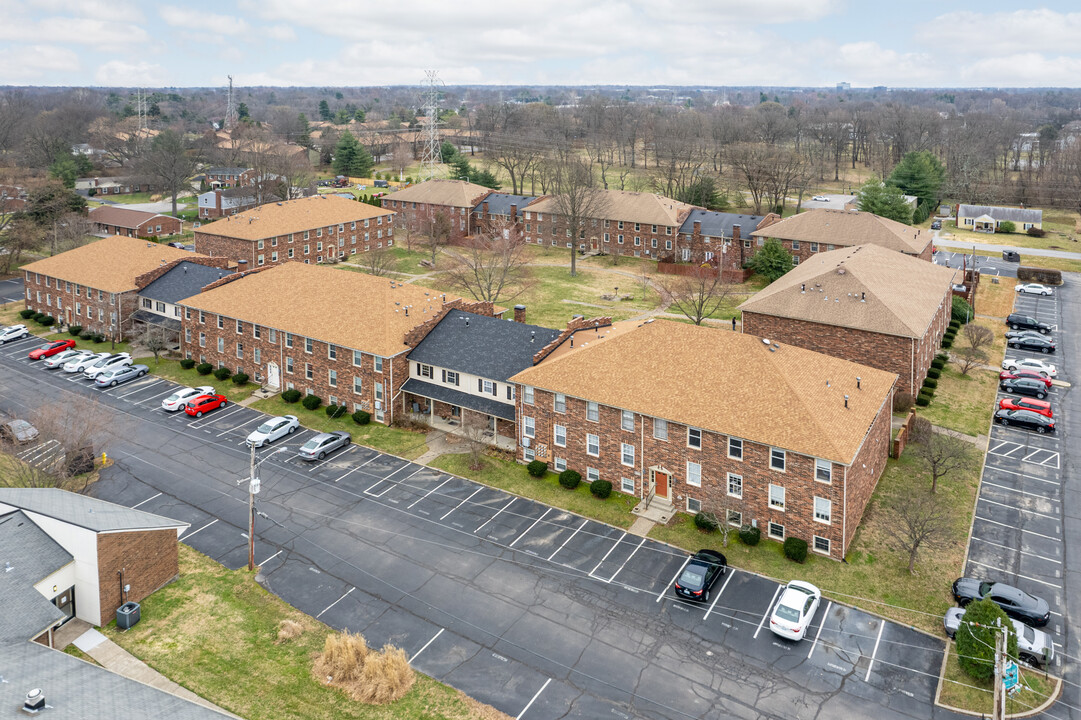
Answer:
620, 477, 634, 494
523, 416, 535, 439
621, 409, 634, 432
586, 401, 599, 422
687, 427, 702, 449
813, 536, 831, 555
727, 473, 742, 498
553, 424, 567, 448
769, 484, 785, 511
586, 433, 599, 457
770, 447, 786, 472
814, 497, 832, 524
687, 497, 702, 514
554, 457, 567, 472
686, 461, 701, 487
653, 417, 667, 441
621, 442, 634, 467
815, 458, 832, 484
523, 385, 534, 405
728, 437, 743, 460
587, 467, 600, 483
768, 522, 785, 540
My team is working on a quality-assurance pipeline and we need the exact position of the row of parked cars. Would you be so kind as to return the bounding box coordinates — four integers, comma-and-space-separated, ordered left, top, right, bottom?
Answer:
997, 314, 1060, 433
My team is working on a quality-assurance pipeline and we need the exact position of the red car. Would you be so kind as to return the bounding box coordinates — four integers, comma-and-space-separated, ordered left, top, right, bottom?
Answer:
184, 394, 228, 417
999, 397, 1053, 418
28, 339, 76, 360
999, 369, 1052, 387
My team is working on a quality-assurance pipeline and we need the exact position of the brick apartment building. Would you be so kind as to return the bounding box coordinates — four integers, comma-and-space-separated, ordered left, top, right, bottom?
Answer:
510, 319, 896, 559
88, 205, 181, 238
670, 209, 779, 282
381, 179, 492, 244
193, 194, 395, 268
22, 236, 200, 339
522, 190, 697, 258
749, 208, 933, 265
740, 244, 957, 395
471, 193, 538, 238
177, 262, 494, 425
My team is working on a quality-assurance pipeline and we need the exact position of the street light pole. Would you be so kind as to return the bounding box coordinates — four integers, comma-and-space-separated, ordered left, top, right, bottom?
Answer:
248, 441, 257, 571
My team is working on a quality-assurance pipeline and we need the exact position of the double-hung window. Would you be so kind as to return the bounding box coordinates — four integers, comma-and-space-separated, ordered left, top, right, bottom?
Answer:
770, 448, 786, 471
814, 497, 832, 524
523, 416, 535, 438
554, 393, 566, 413
686, 461, 701, 487
815, 459, 832, 483
688, 427, 702, 449
653, 418, 667, 440
769, 484, 785, 510
553, 424, 567, 447
586, 433, 599, 456
621, 442, 635, 467
727, 473, 742, 498
586, 401, 599, 422
621, 410, 634, 431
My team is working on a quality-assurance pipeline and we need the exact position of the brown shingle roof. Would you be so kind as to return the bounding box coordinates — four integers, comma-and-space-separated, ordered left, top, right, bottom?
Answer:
88, 205, 171, 230
384, 179, 493, 208
739, 244, 958, 339
525, 189, 697, 227
750, 209, 930, 255
510, 319, 896, 464
178, 262, 465, 357
195, 195, 392, 242
22, 236, 202, 293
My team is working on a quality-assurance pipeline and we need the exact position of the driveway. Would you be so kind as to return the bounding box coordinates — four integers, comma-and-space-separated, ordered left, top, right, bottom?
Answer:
0, 276, 25, 303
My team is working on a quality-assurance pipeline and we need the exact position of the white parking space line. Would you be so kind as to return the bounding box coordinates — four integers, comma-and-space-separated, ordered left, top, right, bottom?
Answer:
807, 601, 832, 659
981, 480, 1059, 502
605, 536, 647, 584
116, 378, 163, 399
180, 519, 218, 542
978, 496, 1060, 521
515, 678, 551, 720
865, 622, 885, 681
134, 387, 181, 406
316, 587, 355, 618
258, 550, 282, 567
440, 488, 481, 521
475, 497, 515, 535
364, 478, 395, 498
975, 515, 1060, 541
216, 417, 262, 438
16, 440, 50, 460
589, 532, 627, 578
187, 405, 242, 428
703, 571, 735, 620
409, 628, 444, 663
509, 508, 551, 548
407, 477, 451, 509
19, 439, 60, 464
306, 445, 357, 472
970, 536, 1061, 564
657, 557, 691, 603
131, 492, 162, 509
754, 586, 783, 639
984, 466, 1061, 486
967, 559, 1061, 589
548, 520, 587, 561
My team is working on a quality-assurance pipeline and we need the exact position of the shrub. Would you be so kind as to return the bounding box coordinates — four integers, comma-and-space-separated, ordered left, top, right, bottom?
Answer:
912, 201, 930, 225
957, 599, 1017, 681
922, 378, 938, 390
997, 220, 1016, 234
67, 325, 82, 336
326, 404, 347, 419
694, 512, 719, 532
18, 309, 34, 319
179, 358, 196, 369
783, 537, 808, 563
80, 330, 95, 340
282, 389, 302, 403
935, 353, 949, 363
931, 358, 946, 370
92, 333, 105, 343
948, 320, 961, 331
232, 372, 249, 385
276, 619, 304, 644
313, 631, 415, 704
352, 409, 371, 425
196, 363, 213, 375
32, 312, 46, 322
940, 338, 953, 349
926, 367, 941, 380
739, 525, 761, 546
590, 480, 612, 499
213, 367, 232, 381
302, 394, 322, 411
915, 394, 931, 407
526, 460, 548, 477
39, 316, 55, 326
951, 295, 972, 324
558, 469, 581, 489
893, 391, 914, 414
1027, 227, 1047, 238
943, 329, 957, 340
1017, 266, 1062, 285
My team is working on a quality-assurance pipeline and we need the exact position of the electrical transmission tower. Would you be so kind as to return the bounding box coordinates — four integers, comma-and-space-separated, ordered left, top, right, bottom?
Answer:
135, 88, 148, 134
420, 70, 444, 181
225, 75, 239, 132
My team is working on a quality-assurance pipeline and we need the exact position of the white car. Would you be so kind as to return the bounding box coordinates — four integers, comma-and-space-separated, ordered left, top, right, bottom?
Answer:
812, 195, 829, 202
769, 580, 822, 641
43, 349, 88, 369
1002, 357, 1057, 378
161, 385, 216, 412
0, 324, 29, 343
82, 353, 132, 379
63, 351, 110, 373
246, 415, 300, 447
1016, 283, 1053, 296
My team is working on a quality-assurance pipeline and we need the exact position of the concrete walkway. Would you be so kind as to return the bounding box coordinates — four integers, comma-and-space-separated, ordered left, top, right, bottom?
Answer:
934, 234, 1081, 261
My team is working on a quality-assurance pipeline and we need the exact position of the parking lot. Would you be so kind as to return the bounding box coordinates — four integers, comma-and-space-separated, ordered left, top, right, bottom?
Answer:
933, 249, 1019, 278
0, 329, 955, 719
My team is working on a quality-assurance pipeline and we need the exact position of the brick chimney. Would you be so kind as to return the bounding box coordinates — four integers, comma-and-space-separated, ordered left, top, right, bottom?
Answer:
482, 201, 489, 217
693, 220, 701, 234
732, 224, 741, 241
514, 304, 527, 323
510, 203, 518, 221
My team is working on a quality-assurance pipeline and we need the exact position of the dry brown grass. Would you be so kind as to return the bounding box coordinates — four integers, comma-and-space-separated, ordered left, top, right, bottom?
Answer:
276, 619, 304, 644
313, 632, 414, 705
975, 279, 1016, 319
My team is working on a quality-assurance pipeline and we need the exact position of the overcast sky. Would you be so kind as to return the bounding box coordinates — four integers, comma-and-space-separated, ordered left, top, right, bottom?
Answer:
2, 0, 1079, 88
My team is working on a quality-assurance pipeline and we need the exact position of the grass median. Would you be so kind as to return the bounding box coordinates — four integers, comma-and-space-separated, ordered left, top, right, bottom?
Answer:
135, 356, 255, 403
938, 644, 1059, 716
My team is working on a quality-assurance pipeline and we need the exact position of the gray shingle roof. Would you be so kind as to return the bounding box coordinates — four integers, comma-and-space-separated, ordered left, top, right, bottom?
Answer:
402, 378, 515, 421
0, 489, 188, 534
408, 311, 560, 381
679, 210, 767, 238
139, 262, 233, 304
957, 205, 1042, 224
473, 193, 537, 215
205, 167, 250, 176
131, 310, 182, 332
0, 510, 71, 642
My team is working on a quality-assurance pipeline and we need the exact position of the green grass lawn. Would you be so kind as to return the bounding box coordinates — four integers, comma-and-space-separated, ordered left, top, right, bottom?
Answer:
100, 545, 505, 720
249, 396, 430, 460
938, 643, 1059, 715
942, 219, 1081, 253
135, 356, 255, 402
915, 365, 998, 437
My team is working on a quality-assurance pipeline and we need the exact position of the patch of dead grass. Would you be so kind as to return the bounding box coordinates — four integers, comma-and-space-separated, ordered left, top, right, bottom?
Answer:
313, 632, 414, 704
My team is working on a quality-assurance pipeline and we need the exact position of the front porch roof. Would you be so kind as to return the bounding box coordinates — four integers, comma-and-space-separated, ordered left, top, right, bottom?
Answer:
402, 378, 515, 421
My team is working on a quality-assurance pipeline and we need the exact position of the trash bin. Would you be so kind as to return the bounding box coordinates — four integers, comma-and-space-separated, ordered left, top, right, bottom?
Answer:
1003, 250, 1020, 262
116, 601, 140, 629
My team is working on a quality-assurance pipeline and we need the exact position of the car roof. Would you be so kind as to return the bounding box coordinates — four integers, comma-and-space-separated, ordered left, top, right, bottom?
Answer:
990, 583, 1029, 603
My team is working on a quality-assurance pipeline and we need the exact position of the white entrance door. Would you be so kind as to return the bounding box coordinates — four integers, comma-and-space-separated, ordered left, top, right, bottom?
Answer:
266, 362, 280, 390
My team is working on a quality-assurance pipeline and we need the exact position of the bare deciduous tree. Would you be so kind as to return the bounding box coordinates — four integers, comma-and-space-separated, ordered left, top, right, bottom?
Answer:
659, 272, 735, 326
551, 155, 608, 277
0, 217, 39, 274
886, 489, 952, 574
911, 426, 973, 493
360, 246, 396, 277
138, 325, 170, 365
424, 212, 452, 266
138, 129, 196, 216
461, 412, 490, 471
955, 323, 994, 375
443, 220, 532, 303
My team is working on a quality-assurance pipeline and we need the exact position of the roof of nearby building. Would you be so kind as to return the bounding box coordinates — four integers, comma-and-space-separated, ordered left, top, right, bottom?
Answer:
0, 510, 71, 642
178, 262, 465, 357
957, 204, 1042, 224
738, 244, 958, 339
75, 176, 146, 189
750, 209, 930, 255
385, 179, 493, 208
473, 193, 538, 215
0, 489, 190, 535
88, 205, 174, 230
510, 319, 896, 464
679, 210, 767, 238
408, 311, 560, 381
526, 189, 696, 227
205, 167, 250, 176
22, 236, 201, 293
194, 195, 391, 242
139, 261, 234, 305
131, 310, 182, 332
402, 378, 515, 421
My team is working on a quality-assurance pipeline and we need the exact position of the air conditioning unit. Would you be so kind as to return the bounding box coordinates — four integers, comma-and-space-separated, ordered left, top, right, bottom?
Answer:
522, 438, 531, 448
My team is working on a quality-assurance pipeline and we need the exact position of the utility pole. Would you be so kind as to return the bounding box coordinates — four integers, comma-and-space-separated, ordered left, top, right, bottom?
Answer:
225, 75, 238, 132
247, 441, 259, 571
993, 621, 1004, 720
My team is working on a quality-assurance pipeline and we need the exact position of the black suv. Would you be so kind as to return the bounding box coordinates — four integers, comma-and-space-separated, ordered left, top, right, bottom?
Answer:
1007, 313, 1051, 334
1007, 335, 1055, 354
1000, 376, 1049, 398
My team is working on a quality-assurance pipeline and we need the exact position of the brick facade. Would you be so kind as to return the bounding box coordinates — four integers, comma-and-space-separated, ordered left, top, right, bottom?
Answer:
91, 215, 181, 238
522, 211, 683, 259
23, 271, 138, 340
381, 197, 479, 244
95, 529, 180, 627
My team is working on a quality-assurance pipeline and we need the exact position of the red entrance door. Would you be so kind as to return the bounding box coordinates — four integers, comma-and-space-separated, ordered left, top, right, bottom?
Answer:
653, 469, 669, 499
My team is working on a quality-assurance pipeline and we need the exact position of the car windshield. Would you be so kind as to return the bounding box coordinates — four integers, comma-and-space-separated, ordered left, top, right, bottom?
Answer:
678, 567, 705, 588
775, 604, 801, 622
256, 422, 274, 434
1021, 625, 1035, 643
301, 439, 320, 451
10, 420, 30, 432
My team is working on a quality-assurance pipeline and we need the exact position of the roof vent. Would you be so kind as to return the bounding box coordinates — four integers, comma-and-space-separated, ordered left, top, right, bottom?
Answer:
146, 243, 153, 248
857, 376, 861, 389
844, 394, 849, 409
800, 283, 805, 293
277, 202, 282, 206
531, 331, 535, 343
761, 338, 770, 345
861, 292, 865, 302
826, 380, 831, 388
4, 562, 12, 573
23, 688, 45, 712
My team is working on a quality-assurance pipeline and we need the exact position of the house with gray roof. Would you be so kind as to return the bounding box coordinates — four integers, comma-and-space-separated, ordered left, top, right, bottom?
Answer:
402, 308, 560, 448
133, 260, 236, 341
472, 193, 538, 238
957, 204, 1043, 233
673, 209, 779, 281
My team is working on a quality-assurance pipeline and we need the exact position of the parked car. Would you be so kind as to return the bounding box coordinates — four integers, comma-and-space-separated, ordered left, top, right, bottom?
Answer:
184, 394, 228, 417
1016, 283, 1053, 296
998, 397, 1052, 418
994, 408, 1055, 434
1007, 335, 1055, 354
246, 415, 299, 447
161, 386, 216, 412
931, 220, 942, 230
28, 339, 76, 360
999, 369, 1052, 387
0, 419, 39, 444
1004, 329, 1048, 342
94, 364, 148, 388
1000, 377, 1049, 398
943, 607, 1054, 667
951, 578, 1050, 627
0, 324, 29, 344
1006, 313, 1051, 334
811, 195, 828, 202
43, 348, 88, 369
82, 353, 132, 379
297, 431, 351, 461
769, 581, 823, 641
672, 549, 727, 601
1002, 357, 1056, 378
63, 352, 110, 373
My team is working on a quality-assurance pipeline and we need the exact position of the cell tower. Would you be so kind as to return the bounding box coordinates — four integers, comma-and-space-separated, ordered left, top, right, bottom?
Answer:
225, 75, 238, 131
420, 70, 444, 181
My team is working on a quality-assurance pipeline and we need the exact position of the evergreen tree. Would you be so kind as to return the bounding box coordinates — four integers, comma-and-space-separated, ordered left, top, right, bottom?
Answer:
857, 178, 913, 224
332, 131, 359, 176
747, 238, 793, 282
318, 99, 332, 121
296, 113, 312, 148
237, 102, 250, 120
888, 151, 945, 210
440, 140, 458, 163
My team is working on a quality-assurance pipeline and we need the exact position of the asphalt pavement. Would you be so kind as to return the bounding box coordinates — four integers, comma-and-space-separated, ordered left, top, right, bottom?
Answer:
0, 277, 25, 304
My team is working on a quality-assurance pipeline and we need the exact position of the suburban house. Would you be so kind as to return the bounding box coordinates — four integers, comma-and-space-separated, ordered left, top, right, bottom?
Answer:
0, 183, 27, 212
740, 244, 957, 395
22, 236, 201, 340
193, 194, 395, 267
132, 259, 236, 343
198, 186, 279, 218
749, 209, 934, 263
670, 209, 779, 282
88, 205, 181, 238
203, 166, 256, 188
381, 178, 492, 244
957, 204, 1043, 233
509, 319, 896, 559
521, 190, 697, 258
403, 307, 560, 448
177, 262, 495, 424
75, 176, 156, 196
471, 193, 538, 238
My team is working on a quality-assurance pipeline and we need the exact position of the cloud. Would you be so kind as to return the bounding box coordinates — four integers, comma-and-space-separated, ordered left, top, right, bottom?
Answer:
264, 25, 296, 41
931, 9, 1081, 57
160, 6, 249, 35
0, 45, 80, 83
959, 53, 1081, 87
94, 60, 167, 87
0, 16, 149, 48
